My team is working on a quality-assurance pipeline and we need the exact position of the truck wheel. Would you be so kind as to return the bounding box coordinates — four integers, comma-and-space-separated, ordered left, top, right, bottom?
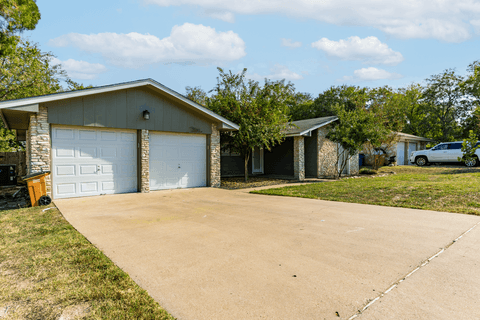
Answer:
465, 156, 478, 167
415, 156, 428, 166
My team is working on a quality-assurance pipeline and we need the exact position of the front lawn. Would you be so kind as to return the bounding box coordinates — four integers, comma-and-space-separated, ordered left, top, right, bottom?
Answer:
252, 166, 480, 215
0, 206, 175, 319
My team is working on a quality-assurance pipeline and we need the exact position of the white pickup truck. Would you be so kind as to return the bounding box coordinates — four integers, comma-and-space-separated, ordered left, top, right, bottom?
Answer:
409, 141, 480, 167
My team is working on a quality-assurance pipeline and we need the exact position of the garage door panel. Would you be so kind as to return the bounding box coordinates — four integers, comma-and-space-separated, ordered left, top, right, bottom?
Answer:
56, 146, 75, 158
80, 165, 97, 175
56, 165, 75, 176
57, 183, 76, 195
79, 129, 97, 140
55, 128, 75, 140
52, 126, 137, 199
79, 147, 96, 158
100, 131, 117, 141
150, 132, 207, 190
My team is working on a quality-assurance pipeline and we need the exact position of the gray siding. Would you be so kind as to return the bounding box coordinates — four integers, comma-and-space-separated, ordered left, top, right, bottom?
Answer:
46, 88, 212, 134
264, 138, 294, 176
305, 131, 318, 177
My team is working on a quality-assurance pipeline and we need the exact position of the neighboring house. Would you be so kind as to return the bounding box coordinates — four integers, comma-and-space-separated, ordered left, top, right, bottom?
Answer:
221, 116, 360, 180
0, 79, 239, 199
363, 132, 431, 166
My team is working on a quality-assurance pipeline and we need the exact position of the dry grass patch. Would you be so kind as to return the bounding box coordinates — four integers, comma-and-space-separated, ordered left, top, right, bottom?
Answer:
253, 165, 480, 215
0, 206, 175, 320
221, 176, 293, 189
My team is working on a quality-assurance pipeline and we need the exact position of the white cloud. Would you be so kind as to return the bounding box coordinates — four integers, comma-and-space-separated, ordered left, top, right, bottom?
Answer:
143, 0, 480, 42
342, 67, 403, 82
281, 38, 302, 48
311, 36, 404, 66
248, 64, 303, 81
204, 10, 235, 23
51, 58, 107, 80
49, 23, 246, 68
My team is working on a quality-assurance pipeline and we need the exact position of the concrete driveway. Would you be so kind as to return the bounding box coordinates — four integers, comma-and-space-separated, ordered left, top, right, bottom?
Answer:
54, 188, 480, 320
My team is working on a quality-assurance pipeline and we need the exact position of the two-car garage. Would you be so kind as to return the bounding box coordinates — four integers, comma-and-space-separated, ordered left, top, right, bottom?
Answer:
52, 126, 208, 199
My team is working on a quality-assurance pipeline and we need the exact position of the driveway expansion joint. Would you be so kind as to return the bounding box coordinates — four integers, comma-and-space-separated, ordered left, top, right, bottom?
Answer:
347, 221, 480, 320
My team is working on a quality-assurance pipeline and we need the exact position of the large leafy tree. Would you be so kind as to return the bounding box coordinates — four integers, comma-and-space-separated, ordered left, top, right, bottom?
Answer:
0, 39, 65, 151
196, 68, 293, 181
327, 104, 379, 177
0, 0, 41, 56
421, 69, 475, 142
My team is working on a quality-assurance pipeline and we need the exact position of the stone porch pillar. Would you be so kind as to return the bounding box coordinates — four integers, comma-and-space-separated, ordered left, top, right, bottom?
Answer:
139, 129, 150, 193
209, 124, 221, 187
294, 136, 305, 181
404, 140, 410, 165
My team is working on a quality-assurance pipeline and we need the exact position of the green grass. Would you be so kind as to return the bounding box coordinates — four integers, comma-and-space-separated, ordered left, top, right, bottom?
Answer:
0, 206, 175, 320
252, 166, 480, 215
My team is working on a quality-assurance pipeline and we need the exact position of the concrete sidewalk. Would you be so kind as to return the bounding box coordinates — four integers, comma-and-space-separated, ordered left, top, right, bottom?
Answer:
55, 188, 480, 319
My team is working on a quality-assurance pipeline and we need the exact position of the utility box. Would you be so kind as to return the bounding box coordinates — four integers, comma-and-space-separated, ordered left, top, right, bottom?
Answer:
0, 164, 17, 187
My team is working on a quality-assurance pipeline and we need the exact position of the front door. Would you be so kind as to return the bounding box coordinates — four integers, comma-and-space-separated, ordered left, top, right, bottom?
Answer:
252, 147, 264, 174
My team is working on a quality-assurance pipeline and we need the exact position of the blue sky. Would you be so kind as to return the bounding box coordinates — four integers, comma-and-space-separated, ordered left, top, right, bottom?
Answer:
27, 0, 480, 97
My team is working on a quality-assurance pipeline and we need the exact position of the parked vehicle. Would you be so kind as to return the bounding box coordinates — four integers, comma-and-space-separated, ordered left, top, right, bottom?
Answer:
409, 141, 480, 167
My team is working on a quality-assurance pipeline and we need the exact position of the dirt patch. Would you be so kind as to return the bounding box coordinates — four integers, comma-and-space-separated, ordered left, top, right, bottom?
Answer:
221, 177, 294, 189
59, 303, 91, 320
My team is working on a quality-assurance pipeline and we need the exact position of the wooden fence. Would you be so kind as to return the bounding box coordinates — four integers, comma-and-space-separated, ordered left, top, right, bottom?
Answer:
0, 152, 26, 177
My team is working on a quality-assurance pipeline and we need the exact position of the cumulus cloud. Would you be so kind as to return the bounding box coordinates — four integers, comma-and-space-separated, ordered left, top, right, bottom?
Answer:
204, 10, 235, 22
248, 64, 303, 81
342, 67, 403, 82
281, 38, 302, 48
49, 23, 246, 68
311, 36, 404, 66
143, 0, 480, 42
51, 58, 107, 80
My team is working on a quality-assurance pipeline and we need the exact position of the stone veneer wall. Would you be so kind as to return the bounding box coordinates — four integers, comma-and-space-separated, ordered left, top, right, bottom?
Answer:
350, 152, 359, 175
209, 124, 221, 187
293, 136, 305, 181
317, 126, 337, 178
139, 129, 150, 193
27, 106, 52, 195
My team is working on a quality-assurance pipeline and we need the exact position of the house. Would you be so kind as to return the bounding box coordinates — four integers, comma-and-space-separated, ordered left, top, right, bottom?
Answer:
0, 79, 239, 199
363, 132, 432, 166
221, 116, 360, 180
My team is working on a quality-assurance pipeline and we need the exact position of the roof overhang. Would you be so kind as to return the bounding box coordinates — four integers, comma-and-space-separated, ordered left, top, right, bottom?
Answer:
0, 79, 239, 131
285, 117, 338, 137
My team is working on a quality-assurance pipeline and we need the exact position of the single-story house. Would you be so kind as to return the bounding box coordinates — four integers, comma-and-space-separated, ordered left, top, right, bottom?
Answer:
221, 116, 359, 180
0, 79, 239, 199
363, 132, 432, 166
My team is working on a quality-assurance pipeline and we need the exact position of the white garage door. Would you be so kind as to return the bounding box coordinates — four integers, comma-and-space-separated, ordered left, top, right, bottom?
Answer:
150, 132, 207, 190
397, 142, 405, 165
52, 126, 137, 199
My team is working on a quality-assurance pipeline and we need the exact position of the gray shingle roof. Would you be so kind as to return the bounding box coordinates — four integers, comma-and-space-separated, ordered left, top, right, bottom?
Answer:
284, 116, 338, 136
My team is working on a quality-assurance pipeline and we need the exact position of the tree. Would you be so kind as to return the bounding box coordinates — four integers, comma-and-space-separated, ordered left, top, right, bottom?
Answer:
0, 39, 65, 101
286, 92, 314, 121
364, 86, 410, 168
0, 0, 41, 56
326, 104, 379, 178
421, 69, 475, 142
310, 85, 369, 118
457, 130, 479, 166
0, 39, 65, 151
185, 86, 208, 106
205, 68, 293, 181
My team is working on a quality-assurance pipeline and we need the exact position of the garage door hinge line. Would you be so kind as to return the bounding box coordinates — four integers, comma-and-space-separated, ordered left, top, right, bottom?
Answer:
347, 221, 480, 320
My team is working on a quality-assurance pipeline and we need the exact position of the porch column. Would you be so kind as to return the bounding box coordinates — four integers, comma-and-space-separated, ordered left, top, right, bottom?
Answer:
139, 129, 150, 193
209, 124, 221, 187
404, 140, 410, 165
294, 136, 305, 181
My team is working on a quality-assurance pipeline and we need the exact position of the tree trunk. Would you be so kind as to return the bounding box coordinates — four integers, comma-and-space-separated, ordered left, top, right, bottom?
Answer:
244, 153, 250, 182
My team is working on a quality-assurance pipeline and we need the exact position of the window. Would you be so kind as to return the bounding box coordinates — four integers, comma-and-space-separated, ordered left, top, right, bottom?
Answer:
434, 144, 449, 150
449, 143, 462, 150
